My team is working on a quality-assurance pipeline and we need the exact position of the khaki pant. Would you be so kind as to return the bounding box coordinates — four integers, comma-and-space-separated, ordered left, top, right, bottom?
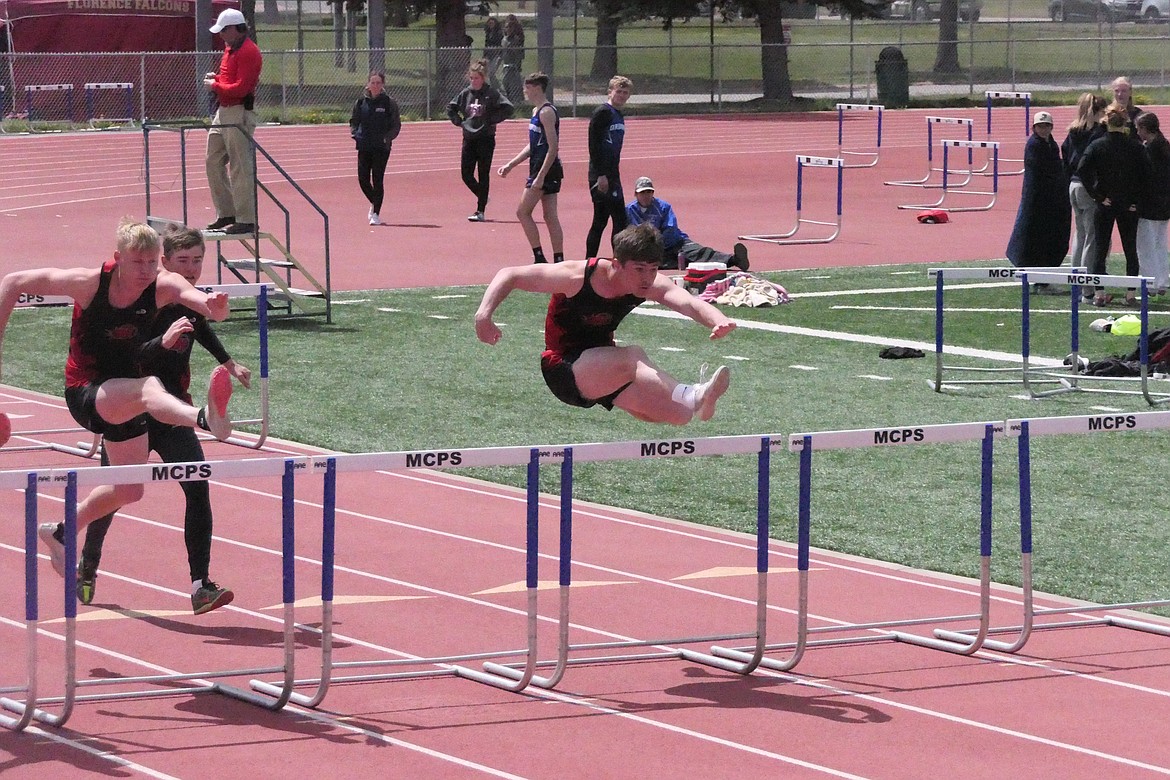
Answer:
206, 103, 257, 224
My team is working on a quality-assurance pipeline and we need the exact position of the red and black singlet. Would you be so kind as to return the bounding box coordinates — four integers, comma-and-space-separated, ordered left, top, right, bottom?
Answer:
542, 258, 643, 363
64, 259, 158, 388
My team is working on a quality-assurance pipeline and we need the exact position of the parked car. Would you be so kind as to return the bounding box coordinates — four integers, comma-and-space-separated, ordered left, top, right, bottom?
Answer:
885, 0, 982, 21
1048, 0, 1142, 21
1140, 0, 1170, 20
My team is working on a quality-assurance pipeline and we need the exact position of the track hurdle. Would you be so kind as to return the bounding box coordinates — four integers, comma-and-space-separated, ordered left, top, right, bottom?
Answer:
0, 86, 8, 133
0, 454, 322, 730
982, 90, 1031, 176
933, 412, 1170, 654
708, 421, 1001, 671
739, 155, 844, 246
25, 84, 74, 129
898, 139, 999, 212
250, 434, 797, 701
836, 103, 883, 168
1017, 270, 1170, 405
83, 82, 135, 128
884, 115, 974, 188
927, 266, 1084, 393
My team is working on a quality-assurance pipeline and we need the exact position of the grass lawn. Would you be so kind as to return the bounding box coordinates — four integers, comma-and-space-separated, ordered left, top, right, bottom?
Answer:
5, 259, 1170, 615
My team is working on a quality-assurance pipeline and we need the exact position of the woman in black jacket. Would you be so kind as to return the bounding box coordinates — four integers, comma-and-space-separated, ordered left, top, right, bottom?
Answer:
1060, 93, 1107, 288
1136, 111, 1170, 296
1077, 104, 1148, 305
349, 71, 402, 226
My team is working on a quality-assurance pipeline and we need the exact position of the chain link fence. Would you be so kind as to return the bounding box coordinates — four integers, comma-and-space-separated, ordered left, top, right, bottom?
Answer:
5, 18, 1170, 131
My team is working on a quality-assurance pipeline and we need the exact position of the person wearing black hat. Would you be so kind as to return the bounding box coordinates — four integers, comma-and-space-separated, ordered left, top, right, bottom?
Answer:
625, 177, 749, 271
446, 59, 514, 223
203, 8, 262, 236
1006, 110, 1071, 294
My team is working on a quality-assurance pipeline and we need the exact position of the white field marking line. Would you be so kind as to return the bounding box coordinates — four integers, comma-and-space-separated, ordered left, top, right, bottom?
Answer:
792, 281, 1016, 298
724, 355, 751, 361
631, 307, 1066, 367
8, 719, 184, 780
831, 305, 1126, 314
0, 613, 530, 780
11, 522, 1170, 777
858, 375, 893, 381
789, 364, 819, 371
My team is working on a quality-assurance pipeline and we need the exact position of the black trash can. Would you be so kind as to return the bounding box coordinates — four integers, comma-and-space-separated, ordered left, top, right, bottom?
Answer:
875, 46, 909, 108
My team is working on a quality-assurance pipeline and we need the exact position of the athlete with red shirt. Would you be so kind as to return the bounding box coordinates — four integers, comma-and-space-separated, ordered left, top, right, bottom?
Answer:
475, 223, 735, 425
0, 220, 235, 580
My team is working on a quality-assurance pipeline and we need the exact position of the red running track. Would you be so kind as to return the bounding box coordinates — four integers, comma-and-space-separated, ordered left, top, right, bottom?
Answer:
0, 105, 1099, 289
3, 385, 1170, 779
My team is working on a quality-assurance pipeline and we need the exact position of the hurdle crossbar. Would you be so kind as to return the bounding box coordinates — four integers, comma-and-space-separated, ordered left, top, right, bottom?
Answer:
980, 91, 1031, 177
739, 155, 844, 246
1017, 271, 1170, 405
899, 140, 999, 212
885, 116, 974, 188
927, 267, 1085, 393
934, 415, 1170, 653
836, 103, 883, 168
711, 421, 1001, 671
83, 82, 134, 128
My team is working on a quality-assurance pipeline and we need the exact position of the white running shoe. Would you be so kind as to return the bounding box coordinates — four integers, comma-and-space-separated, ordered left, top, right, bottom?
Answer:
367, 205, 374, 221
204, 365, 233, 441
369, 212, 381, 226
38, 523, 66, 577
694, 364, 730, 422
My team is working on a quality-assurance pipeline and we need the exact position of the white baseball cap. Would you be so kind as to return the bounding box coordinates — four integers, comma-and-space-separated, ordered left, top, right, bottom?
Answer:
210, 9, 246, 33
634, 176, 655, 193
1032, 110, 1054, 126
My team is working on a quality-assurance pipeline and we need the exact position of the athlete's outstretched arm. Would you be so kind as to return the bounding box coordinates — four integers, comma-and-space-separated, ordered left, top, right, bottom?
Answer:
475, 261, 585, 345
649, 277, 737, 340
0, 267, 100, 380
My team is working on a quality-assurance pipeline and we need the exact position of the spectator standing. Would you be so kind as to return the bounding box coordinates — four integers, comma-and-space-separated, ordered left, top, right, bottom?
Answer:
349, 70, 402, 226
1006, 111, 1071, 291
1111, 76, 1142, 129
1135, 111, 1170, 296
1061, 92, 1108, 286
586, 75, 633, 260
501, 15, 526, 102
483, 17, 504, 89
497, 72, 565, 264
447, 60, 514, 222
204, 9, 263, 236
1077, 104, 1149, 306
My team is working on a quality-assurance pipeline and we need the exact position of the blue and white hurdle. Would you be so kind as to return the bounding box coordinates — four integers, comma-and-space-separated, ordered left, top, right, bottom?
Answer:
885, 115, 975, 188
739, 155, 844, 246
836, 103, 884, 168
898, 139, 999, 212
709, 420, 1002, 671
981, 90, 1031, 177
1018, 270, 1170, 405
25, 84, 74, 128
83, 82, 135, 128
933, 411, 1170, 653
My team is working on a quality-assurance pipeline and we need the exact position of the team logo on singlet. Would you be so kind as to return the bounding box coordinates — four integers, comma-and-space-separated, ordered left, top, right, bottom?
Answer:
584, 313, 613, 327
107, 323, 140, 341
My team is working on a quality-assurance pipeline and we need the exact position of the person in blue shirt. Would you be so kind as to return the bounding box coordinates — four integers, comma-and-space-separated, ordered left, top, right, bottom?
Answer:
625, 177, 750, 271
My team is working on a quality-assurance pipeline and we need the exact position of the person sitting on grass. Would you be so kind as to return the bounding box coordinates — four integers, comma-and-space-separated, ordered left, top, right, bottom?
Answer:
475, 223, 735, 425
625, 176, 750, 272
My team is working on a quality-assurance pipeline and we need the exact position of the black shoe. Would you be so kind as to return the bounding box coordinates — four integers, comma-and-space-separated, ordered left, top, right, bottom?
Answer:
206, 216, 235, 231
77, 558, 98, 605
223, 222, 256, 235
732, 242, 750, 271
192, 580, 234, 615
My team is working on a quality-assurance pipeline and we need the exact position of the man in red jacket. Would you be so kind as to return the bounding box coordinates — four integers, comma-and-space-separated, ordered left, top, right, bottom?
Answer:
204, 9, 263, 236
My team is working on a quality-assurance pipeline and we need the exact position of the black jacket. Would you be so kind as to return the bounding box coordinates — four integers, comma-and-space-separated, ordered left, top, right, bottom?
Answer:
1139, 133, 1170, 221
1061, 124, 1104, 182
349, 92, 401, 153
1077, 130, 1148, 212
446, 84, 514, 140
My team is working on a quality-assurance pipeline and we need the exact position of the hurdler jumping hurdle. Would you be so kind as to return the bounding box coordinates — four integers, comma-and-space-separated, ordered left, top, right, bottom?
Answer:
739, 155, 844, 246
707, 420, 1002, 671
836, 103, 884, 168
